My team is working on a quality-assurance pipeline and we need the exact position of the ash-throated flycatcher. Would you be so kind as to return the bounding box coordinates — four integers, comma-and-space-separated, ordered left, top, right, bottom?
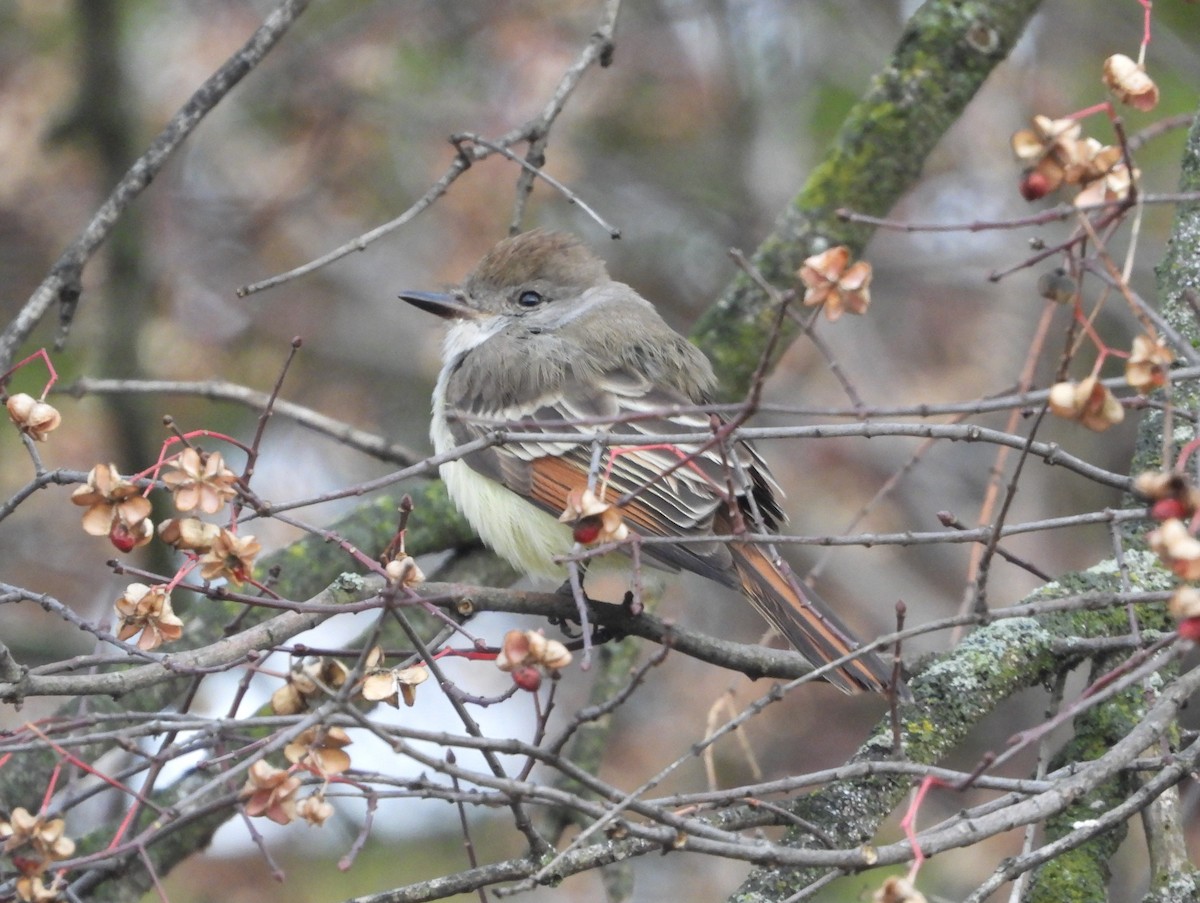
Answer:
401, 230, 891, 694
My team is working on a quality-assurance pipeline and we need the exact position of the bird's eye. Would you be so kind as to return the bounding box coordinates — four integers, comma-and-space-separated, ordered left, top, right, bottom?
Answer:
517, 290, 543, 308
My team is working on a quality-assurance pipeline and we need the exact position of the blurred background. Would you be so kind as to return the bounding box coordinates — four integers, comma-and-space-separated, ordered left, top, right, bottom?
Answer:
1, 1, 1198, 900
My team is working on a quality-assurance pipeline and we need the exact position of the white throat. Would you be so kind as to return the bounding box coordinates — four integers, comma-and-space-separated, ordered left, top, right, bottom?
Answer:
429, 315, 578, 580
431, 317, 505, 455
442, 316, 505, 361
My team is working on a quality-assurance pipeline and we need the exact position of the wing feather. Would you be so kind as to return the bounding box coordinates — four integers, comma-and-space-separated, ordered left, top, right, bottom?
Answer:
444, 362, 781, 584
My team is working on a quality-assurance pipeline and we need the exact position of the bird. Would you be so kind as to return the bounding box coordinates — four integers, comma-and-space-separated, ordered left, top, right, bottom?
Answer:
400, 229, 893, 694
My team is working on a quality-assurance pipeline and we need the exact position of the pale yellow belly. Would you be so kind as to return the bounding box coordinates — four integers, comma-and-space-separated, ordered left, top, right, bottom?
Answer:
440, 458, 577, 580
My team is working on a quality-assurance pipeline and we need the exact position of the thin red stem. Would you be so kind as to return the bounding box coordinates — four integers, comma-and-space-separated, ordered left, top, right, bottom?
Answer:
0, 348, 58, 399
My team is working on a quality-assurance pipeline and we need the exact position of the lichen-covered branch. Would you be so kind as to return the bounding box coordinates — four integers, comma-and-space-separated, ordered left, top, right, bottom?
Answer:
692, 0, 1044, 400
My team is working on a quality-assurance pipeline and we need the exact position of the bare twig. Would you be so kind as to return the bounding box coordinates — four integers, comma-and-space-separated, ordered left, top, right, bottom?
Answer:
0, 0, 313, 369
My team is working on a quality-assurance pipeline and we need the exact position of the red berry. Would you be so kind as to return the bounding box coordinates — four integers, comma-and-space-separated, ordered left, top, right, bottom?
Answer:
1152, 499, 1188, 521
109, 521, 138, 553
1178, 618, 1200, 642
1019, 169, 1050, 201
572, 516, 603, 544
511, 666, 542, 692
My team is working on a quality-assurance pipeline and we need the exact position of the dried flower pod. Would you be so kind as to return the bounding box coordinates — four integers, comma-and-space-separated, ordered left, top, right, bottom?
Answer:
309, 656, 350, 691
271, 681, 306, 716
1011, 116, 1080, 198
496, 629, 535, 673
115, 584, 183, 650
558, 488, 628, 544
1148, 519, 1200, 580
241, 761, 301, 825
163, 448, 239, 514
385, 555, 425, 587
71, 463, 152, 540
1011, 114, 1132, 205
835, 261, 872, 317
360, 648, 429, 708
1125, 334, 1174, 395
197, 528, 261, 585
297, 793, 336, 827
873, 875, 928, 903
1103, 53, 1159, 112
798, 246, 873, 321
16, 874, 65, 903
496, 629, 573, 680
540, 638, 573, 670
1134, 470, 1174, 499
1047, 378, 1124, 431
1168, 586, 1200, 621
270, 657, 345, 715
0, 807, 76, 861
1074, 161, 1138, 207
6, 393, 61, 441
1047, 381, 1078, 418
1133, 470, 1200, 521
158, 517, 221, 552
1168, 587, 1200, 642
284, 726, 353, 776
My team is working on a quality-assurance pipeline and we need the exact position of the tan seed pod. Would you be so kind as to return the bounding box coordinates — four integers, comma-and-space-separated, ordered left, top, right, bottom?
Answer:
1168, 586, 1200, 622
1103, 53, 1159, 112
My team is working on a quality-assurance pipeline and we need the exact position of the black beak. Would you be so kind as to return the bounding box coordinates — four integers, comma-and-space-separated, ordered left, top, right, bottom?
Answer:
398, 290, 480, 320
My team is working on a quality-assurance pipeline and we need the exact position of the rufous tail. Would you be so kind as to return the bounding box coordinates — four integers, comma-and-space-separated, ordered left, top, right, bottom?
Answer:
730, 542, 896, 695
